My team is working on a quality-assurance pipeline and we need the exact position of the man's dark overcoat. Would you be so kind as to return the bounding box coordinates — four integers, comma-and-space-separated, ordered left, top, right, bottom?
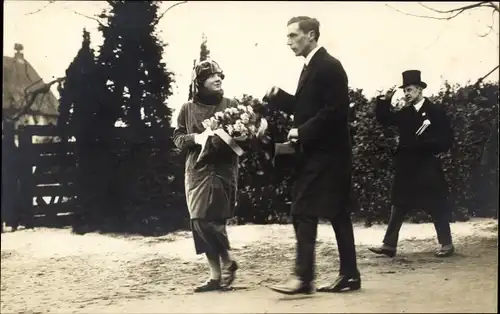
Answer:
375, 97, 453, 209
271, 47, 352, 219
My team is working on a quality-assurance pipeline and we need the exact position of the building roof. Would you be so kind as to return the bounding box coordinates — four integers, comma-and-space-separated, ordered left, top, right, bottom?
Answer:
3, 48, 59, 121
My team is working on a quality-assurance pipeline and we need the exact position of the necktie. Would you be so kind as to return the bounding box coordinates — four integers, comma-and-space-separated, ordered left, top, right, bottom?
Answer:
300, 64, 308, 77
297, 64, 308, 90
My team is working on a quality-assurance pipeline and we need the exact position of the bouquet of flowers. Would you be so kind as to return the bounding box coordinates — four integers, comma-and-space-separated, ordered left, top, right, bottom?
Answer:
197, 104, 268, 162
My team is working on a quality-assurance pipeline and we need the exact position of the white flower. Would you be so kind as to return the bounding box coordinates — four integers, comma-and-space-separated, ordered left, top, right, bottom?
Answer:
240, 113, 250, 124
207, 117, 219, 129
214, 111, 224, 119
231, 107, 239, 114
202, 119, 211, 129
233, 123, 242, 133
237, 104, 247, 111
246, 105, 254, 113
226, 124, 234, 135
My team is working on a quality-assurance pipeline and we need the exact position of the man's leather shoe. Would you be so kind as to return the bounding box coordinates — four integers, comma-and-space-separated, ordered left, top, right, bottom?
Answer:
368, 245, 396, 257
268, 277, 314, 295
317, 275, 361, 293
435, 244, 454, 257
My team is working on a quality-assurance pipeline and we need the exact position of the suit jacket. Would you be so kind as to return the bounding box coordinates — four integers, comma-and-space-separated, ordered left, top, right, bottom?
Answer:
375, 96, 452, 209
267, 47, 352, 219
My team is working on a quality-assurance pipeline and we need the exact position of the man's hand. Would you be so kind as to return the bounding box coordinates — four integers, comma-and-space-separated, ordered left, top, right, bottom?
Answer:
256, 118, 268, 138
263, 86, 280, 101
287, 128, 299, 141
250, 99, 266, 114
381, 86, 397, 100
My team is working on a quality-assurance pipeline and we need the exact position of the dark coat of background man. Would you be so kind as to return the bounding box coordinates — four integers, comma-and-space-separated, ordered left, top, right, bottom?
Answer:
255, 16, 361, 295
368, 70, 455, 258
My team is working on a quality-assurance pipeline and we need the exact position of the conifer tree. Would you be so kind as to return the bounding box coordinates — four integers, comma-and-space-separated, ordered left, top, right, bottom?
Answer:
96, 1, 174, 134
57, 28, 98, 141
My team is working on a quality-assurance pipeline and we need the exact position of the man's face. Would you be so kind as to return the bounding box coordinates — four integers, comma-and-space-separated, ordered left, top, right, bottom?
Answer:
286, 22, 313, 57
203, 73, 223, 93
403, 85, 423, 105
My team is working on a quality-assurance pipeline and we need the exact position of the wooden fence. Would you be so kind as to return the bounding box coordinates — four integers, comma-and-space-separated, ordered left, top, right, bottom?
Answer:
2, 124, 174, 229
2, 125, 77, 227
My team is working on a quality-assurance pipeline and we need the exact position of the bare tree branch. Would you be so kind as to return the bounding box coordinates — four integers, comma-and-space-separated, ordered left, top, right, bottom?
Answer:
475, 65, 500, 86
60, 5, 107, 28
385, 4, 468, 20
419, 1, 490, 14
478, 24, 495, 37
24, 1, 108, 27
477, 9, 497, 37
155, 1, 188, 25
5, 77, 66, 123
387, 2, 499, 90
25, 0, 56, 16
387, 2, 497, 21
486, 1, 500, 12
387, 1, 500, 41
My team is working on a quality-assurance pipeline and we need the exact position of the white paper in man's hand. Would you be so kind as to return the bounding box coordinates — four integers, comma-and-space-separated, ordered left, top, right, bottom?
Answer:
416, 119, 431, 136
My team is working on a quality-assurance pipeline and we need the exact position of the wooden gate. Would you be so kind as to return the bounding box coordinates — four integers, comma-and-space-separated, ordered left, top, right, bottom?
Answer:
16, 125, 77, 226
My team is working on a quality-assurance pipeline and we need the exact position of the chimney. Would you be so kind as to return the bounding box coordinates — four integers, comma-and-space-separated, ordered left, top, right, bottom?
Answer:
14, 43, 25, 63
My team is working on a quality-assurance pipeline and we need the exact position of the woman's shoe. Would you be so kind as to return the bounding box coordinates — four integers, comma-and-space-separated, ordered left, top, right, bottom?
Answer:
194, 279, 222, 293
222, 261, 238, 287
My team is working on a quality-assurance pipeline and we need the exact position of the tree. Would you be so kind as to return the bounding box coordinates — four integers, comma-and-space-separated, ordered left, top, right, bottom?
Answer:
55, 28, 115, 230
57, 28, 98, 141
96, 1, 175, 134
65, 1, 181, 233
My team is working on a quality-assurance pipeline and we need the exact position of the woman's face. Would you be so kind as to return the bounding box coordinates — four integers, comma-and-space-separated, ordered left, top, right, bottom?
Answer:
203, 73, 223, 93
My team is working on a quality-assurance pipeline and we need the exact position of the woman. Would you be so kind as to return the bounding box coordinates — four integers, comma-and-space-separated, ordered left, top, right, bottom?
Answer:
172, 60, 240, 293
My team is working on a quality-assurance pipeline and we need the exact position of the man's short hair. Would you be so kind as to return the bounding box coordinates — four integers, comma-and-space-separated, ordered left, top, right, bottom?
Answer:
287, 16, 320, 41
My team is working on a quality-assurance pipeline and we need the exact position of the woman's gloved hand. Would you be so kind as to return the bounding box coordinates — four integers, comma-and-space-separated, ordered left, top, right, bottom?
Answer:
194, 128, 214, 145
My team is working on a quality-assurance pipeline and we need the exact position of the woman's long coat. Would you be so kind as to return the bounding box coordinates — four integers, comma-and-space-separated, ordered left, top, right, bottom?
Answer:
172, 98, 239, 220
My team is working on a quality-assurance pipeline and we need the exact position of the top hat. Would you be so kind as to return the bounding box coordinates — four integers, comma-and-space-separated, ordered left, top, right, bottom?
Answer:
399, 70, 427, 89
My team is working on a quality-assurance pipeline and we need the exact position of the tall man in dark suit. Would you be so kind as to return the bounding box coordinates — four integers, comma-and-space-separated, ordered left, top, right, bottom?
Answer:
256, 16, 361, 295
368, 70, 455, 258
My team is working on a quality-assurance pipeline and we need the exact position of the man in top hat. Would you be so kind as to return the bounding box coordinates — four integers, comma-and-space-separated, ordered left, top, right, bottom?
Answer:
368, 70, 455, 258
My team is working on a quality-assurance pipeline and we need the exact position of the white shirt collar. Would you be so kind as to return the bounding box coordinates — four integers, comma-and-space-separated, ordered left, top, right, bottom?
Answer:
414, 98, 425, 111
304, 46, 322, 66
